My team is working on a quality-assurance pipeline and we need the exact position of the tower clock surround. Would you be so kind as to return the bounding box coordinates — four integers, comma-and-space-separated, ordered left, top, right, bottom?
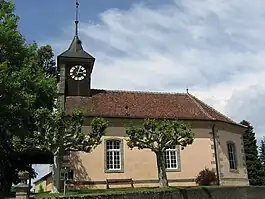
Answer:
64, 60, 93, 97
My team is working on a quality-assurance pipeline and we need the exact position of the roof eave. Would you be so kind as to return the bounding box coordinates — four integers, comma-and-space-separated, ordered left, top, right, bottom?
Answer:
70, 114, 245, 128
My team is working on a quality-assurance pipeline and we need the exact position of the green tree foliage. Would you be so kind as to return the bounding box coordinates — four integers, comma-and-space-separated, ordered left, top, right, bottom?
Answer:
240, 120, 265, 185
0, 1, 57, 195
30, 108, 108, 193
0, 1, 26, 67
36, 45, 59, 80
259, 137, 265, 167
126, 119, 194, 188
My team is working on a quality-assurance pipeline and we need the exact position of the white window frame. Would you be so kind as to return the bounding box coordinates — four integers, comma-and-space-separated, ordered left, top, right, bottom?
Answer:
106, 140, 121, 171
227, 142, 237, 170
164, 146, 178, 170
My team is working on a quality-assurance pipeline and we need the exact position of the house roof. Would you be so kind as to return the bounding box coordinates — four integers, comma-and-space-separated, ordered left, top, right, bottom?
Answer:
33, 172, 52, 185
65, 89, 240, 126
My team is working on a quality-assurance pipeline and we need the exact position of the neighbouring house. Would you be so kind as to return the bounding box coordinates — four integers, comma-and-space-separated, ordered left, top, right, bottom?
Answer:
54, 14, 249, 189
34, 172, 52, 193
33, 170, 74, 193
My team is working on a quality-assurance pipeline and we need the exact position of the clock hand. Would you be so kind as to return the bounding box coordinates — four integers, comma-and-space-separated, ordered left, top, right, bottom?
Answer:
77, 65, 81, 74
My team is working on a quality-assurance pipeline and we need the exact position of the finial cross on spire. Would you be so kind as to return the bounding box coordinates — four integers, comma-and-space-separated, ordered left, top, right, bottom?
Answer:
75, 0, 80, 36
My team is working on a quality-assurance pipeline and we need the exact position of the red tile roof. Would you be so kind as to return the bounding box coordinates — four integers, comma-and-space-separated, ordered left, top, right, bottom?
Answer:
65, 89, 237, 124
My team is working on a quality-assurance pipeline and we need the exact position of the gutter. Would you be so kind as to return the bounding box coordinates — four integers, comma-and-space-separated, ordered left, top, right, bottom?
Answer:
212, 123, 221, 185
75, 114, 246, 129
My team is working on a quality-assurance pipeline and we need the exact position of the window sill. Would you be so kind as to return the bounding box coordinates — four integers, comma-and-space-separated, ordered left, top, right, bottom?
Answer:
105, 169, 124, 173
166, 168, 181, 172
229, 169, 239, 173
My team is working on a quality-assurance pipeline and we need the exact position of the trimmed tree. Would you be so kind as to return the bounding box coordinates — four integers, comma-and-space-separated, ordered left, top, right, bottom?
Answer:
240, 120, 265, 185
126, 119, 194, 188
28, 108, 108, 193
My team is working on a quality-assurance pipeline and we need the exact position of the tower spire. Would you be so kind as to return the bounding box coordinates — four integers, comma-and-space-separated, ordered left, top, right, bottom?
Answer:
58, 0, 94, 59
75, 0, 79, 36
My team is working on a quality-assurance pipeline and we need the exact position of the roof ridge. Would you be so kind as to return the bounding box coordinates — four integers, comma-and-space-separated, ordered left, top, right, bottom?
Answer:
188, 93, 235, 123
186, 93, 215, 120
92, 88, 187, 95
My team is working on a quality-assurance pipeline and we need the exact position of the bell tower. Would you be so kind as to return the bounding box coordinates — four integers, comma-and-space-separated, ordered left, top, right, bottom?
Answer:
57, 0, 95, 97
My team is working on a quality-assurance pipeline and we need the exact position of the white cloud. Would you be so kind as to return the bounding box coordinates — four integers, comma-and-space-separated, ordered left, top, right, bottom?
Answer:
46, 0, 265, 135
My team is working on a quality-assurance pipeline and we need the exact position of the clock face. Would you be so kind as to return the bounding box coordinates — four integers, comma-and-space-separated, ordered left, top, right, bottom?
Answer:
70, 65, 87, 81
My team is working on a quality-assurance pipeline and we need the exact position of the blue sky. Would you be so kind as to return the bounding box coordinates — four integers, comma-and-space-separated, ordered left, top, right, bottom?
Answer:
13, 0, 130, 42
12, 0, 265, 181
13, 0, 167, 43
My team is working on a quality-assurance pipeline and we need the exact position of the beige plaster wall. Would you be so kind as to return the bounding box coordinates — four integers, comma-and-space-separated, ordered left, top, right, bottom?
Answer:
34, 175, 52, 193
70, 125, 215, 187
216, 128, 249, 186
69, 120, 248, 188
46, 175, 53, 192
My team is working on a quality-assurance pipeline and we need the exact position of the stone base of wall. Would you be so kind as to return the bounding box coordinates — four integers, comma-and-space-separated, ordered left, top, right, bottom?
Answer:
67, 179, 197, 189
221, 178, 250, 186
67, 178, 249, 190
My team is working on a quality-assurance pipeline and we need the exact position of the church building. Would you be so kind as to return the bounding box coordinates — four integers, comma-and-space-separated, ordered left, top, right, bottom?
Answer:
55, 3, 249, 189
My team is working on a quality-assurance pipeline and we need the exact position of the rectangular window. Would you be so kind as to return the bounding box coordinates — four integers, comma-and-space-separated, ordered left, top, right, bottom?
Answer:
60, 167, 74, 180
227, 142, 237, 170
106, 140, 121, 170
164, 147, 178, 169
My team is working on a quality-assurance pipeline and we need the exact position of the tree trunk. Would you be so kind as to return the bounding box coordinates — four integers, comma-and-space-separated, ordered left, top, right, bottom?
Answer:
155, 151, 168, 188
52, 154, 61, 193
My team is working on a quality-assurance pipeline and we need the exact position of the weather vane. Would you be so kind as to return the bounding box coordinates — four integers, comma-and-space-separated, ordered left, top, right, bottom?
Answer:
75, 0, 80, 36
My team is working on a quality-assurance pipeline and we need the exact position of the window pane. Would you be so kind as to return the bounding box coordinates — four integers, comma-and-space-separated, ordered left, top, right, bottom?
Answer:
114, 141, 120, 149
170, 151, 176, 158
164, 147, 178, 169
106, 141, 113, 150
166, 158, 170, 168
106, 140, 121, 170
227, 143, 237, 170
68, 170, 74, 180
107, 151, 113, 169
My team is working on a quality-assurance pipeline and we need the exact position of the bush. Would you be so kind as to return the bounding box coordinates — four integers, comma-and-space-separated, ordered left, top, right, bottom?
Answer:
195, 168, 217, 186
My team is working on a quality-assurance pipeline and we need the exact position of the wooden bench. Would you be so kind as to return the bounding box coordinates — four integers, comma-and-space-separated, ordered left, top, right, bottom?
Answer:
106, 178, 134, 189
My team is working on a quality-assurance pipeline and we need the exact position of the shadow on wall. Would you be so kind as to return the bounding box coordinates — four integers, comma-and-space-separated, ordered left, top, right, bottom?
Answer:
68, 152, 94, 189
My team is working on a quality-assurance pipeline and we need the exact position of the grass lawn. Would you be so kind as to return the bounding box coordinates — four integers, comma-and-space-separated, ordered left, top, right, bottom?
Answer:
34, 186, 179, 198
34, 186, 221, 198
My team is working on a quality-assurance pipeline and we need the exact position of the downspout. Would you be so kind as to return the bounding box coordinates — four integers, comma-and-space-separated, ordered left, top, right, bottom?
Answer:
212, 124, 220, 185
